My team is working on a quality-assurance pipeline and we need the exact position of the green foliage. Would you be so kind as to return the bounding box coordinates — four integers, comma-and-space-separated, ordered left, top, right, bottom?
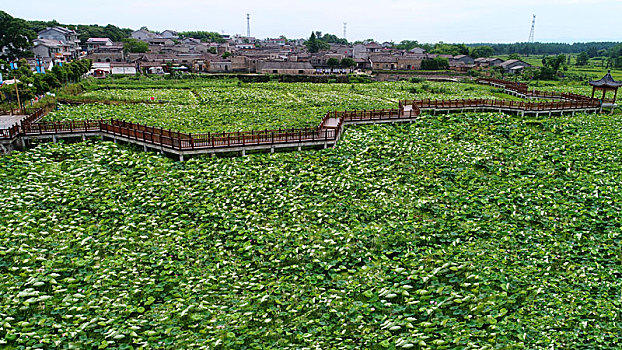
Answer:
576, 52, 589, 66
326, 58, 340, 68
43, 80, 515, 132
305, 32, 330, 53
340, 58, 356, 68
1, 109, 621, 348
607, 44, 622, 68
27, 20, 132, 43
470, 46, 494, 58
431, 43, 469, 56
420, 57, 449, 70
0, 11, 36, 59
320, 33, 348, 45
123, 38, 149, 53
221, 51, 232, 59
537, 55, 566, 80
178, 31, 225, 43
393, 40, 429, 51
473, 41, 621, 56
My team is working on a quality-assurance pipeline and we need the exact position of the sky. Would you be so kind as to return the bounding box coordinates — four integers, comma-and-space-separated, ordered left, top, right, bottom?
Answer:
4, 0, 622, 43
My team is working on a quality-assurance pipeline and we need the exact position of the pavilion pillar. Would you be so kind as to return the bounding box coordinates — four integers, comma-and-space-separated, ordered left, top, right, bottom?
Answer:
613, 88, 618, 103
591, 86, 595, 99
602, 88, 606, 101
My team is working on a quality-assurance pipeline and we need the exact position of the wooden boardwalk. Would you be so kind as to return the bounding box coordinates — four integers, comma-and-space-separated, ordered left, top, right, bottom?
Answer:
0, 80, 606, 159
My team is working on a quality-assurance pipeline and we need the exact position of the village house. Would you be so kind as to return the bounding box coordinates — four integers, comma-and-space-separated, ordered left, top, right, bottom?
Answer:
160, 30, 179, 39
208, 60, 232, 73
396, 56, 423, 70
32, 39, 66, 59
231, 55, 259, 73
86, 38, 113, 52
148, 38, 175, 47
353, 42, 384, 60
257, 61, 315, 75
111, 62, 137, 75
474, 57, 503, 67
451, 55, 475, 65
90, 62, 112, 77
500, 59, 531, 73
131, 29, 160, 41
329, 44, 352, 57
37, 26, 81, 59
87, 42, 125, 63
369, 55, 398, 70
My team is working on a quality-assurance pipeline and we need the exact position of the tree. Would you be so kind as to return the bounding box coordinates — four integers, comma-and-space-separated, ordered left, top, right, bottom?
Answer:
0, 11, 36, 59
470, 46, 494, 58
123, 38, 149, 53
222, 51, 232, 59
420, 57, 449, 70
326, 58, 340, 69
340, 58, 356, 68
508, 53, 521, 60
537, 54, 566, 80
304, 32, 330, 53
320, 33, 348, 45
431, 43, 469, 56
576, 52, 589, 66
305, 32, 319, 53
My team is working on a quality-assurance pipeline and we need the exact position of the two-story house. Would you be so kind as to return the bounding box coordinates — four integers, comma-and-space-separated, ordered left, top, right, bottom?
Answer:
36, 26, 81, 60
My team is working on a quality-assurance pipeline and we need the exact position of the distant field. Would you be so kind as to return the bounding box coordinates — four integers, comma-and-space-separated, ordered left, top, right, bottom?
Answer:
495, 54, 622, 80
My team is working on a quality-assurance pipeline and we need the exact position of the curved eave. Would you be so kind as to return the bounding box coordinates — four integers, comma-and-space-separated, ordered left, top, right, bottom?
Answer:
589, 72, 622, 88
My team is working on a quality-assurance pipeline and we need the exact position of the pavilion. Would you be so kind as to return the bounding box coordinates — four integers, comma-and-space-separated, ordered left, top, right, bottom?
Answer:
590, 70, 621, 102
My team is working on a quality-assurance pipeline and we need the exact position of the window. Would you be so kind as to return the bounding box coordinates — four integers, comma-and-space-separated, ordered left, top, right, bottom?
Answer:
298, 70, 304, 74
273, 70, 278, 73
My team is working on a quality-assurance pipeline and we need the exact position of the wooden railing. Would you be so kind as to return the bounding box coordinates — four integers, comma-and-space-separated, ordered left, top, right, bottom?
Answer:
13, 117, 340, 151
0, 124, 20, 139
477, 78, 614, 103
401, 98, 600, 111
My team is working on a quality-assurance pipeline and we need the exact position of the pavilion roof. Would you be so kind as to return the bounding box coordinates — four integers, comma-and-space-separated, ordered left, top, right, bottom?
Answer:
589, 71, 622, 88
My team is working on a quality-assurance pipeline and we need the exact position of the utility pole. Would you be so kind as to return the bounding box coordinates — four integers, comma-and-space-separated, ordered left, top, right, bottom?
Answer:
528, 15, 536, 43
14, 81, 21, 114
9, 62, 22, 114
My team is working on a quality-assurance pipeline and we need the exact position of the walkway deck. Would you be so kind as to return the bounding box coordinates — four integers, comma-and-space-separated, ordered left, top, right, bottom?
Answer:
0, 115, 27, 129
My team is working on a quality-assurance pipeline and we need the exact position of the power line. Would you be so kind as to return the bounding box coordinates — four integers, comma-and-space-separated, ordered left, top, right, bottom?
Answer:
528, 14, 536, 43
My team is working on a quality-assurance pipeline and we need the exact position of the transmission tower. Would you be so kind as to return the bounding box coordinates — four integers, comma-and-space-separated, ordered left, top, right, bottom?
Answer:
528, 15, 536, 43
343, 22, 347, 40
246, 14, 251, 37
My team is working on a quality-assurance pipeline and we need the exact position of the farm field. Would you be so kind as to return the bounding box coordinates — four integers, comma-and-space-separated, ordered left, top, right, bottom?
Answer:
1, 107, 621, 349
496, 54, 622, 81
44, 80, 533, 133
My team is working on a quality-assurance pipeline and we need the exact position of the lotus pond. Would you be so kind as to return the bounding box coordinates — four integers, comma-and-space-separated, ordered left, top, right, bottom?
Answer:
1, 110, 621, 349
44, 81, 520, 133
